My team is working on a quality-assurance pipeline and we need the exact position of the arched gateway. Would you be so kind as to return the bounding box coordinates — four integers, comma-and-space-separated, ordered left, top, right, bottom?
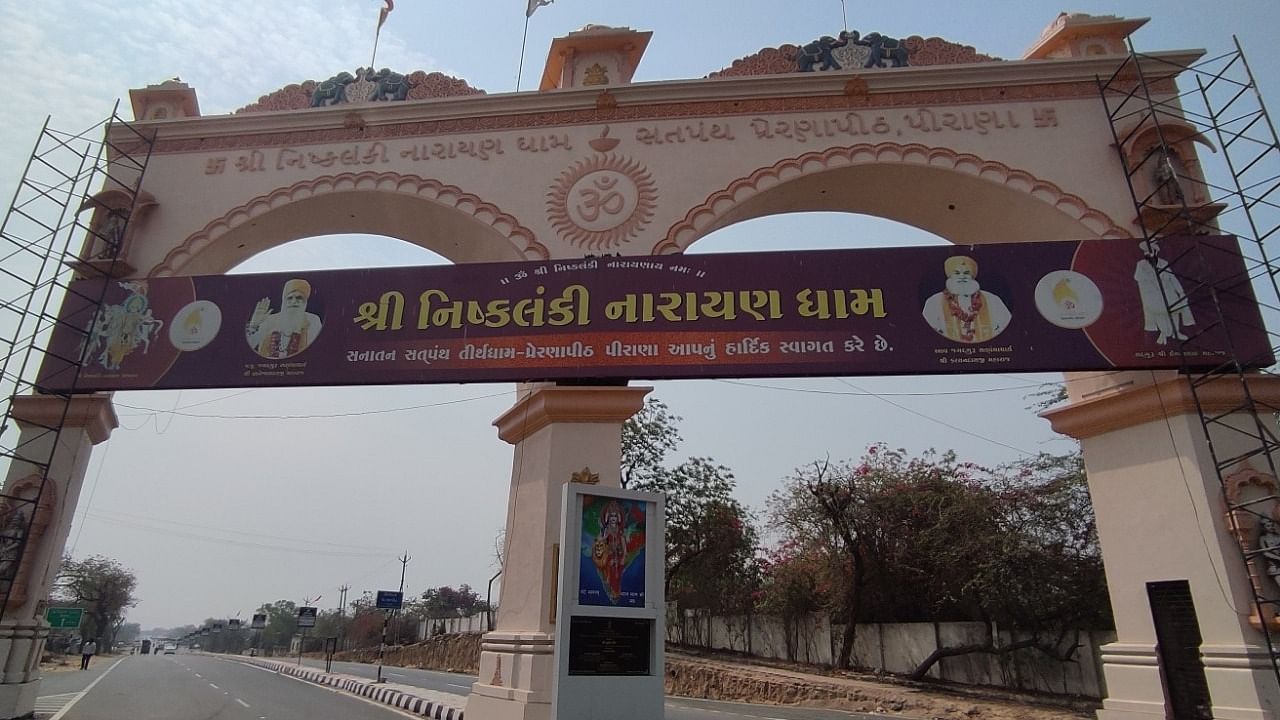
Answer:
2, 12, 1279, 720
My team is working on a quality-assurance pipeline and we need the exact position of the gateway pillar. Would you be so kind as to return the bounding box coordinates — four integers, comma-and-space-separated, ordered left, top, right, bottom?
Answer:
1046, 375, 1280, 720
0, 394, 116, 720
465, 383, 650, 720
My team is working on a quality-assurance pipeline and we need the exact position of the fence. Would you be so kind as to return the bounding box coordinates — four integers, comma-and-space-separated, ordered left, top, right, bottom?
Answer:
666, 610, 1113, 698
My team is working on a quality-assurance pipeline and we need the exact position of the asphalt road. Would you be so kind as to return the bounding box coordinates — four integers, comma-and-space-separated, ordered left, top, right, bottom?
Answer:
49, 653, 420, 720
38, 653, 895, 720
298, 655, 891, 720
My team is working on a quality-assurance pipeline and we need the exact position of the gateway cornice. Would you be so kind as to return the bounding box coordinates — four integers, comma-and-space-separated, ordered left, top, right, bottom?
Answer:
115, 49, 1205, 150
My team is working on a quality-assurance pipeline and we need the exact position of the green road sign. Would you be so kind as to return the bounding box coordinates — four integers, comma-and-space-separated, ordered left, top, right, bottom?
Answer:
46, 607, 83, 629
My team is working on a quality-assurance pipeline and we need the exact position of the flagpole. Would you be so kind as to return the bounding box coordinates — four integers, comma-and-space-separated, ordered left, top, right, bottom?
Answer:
371, 31, 382, 69
841, 0, 848, 33
516, 14, 531, 92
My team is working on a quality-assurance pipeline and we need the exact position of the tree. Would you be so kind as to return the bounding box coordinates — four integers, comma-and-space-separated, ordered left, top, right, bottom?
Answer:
115, 622, 141, 645
632, 458, 758, 609
907, 451, 1110, 679
622, 398, 760, 616
54, 555, 138, 651
254, 600, 298, 653
620, 398, 682, 489
768, 445, 1110, 674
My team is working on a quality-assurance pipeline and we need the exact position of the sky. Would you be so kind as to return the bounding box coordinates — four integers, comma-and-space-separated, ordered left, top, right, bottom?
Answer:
1, 0, 1278, 631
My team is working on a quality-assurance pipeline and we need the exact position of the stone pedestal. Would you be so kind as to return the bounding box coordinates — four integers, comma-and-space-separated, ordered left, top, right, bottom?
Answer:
0, 395, 116, 720
464, 384, 649, 720
1045, 375, 1280, 720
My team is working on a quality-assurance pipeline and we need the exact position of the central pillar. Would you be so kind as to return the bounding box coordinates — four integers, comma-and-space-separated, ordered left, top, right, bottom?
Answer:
465, 383, 650, 720
0, 394, 116, 720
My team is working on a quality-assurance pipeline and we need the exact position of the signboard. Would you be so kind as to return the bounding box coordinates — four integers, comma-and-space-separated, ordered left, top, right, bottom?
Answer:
552, 485, 665, 720
251, 613, 267, 630
578, 495, 647, 608
297, 606, 317, 628
567, 617, 652, 676
376, 590, 404, 610
37, 236, 1271, 393
45, 607, 83, 629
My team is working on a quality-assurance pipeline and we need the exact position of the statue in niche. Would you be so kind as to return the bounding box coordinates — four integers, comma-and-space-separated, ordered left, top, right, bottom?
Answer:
0, 507, 26, 583
1153, 148, 1187, 205
95, 208, 128, 259
1259, 512, 1280, 591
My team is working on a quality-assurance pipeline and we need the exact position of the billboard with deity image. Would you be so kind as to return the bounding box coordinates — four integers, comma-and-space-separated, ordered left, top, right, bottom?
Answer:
578, 494, 647, 608
36, 235, 1272, 392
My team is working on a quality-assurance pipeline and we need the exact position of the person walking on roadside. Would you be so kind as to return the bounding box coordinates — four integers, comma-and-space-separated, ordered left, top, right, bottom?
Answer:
79, 639, 97, 670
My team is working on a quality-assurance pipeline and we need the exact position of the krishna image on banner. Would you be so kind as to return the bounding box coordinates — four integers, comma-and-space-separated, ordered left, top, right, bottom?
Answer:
578, 495, 647, 607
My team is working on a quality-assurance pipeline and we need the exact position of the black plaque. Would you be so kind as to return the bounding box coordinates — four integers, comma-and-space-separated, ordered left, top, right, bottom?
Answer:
567, 616, 652, 676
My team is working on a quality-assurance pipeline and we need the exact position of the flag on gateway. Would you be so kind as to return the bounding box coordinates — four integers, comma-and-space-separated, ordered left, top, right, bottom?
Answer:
378, 0, 394, 30
527, 0, 553, 17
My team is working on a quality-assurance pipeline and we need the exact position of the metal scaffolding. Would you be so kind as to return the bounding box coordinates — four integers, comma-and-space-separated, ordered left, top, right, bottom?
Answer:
1099, 38, 1280, 691
0, 105, 153, 623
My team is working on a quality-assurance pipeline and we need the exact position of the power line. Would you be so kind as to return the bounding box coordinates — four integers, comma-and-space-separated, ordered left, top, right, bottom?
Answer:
83, 513, 399, 558
113, 389, 514, 420
79, 508, 402, 554
832, 377, 1037, 456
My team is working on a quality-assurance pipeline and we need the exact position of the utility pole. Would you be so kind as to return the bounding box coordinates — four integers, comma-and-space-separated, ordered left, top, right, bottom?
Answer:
299, 594, 321, 667
376, 553, 410, 684
394, 552, 411, 645
337, 585, 349, 651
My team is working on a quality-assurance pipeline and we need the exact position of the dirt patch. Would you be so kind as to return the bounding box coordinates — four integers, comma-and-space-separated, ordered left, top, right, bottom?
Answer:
666, 651, 1095, 720
335, 637, 1097, 720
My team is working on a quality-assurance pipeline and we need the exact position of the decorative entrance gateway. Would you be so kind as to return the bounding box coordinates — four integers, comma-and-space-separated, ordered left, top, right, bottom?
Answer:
2, 12, 1280, 720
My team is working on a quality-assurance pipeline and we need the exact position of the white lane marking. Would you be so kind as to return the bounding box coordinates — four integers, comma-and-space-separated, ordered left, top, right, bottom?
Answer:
34, 692, 81, 713
447, 683, 469, 689
194, 673, 203, 678
49, 657, 126, 720
209, 683, 220, 689
387, 672, 406, 677
236, 698, 250, 708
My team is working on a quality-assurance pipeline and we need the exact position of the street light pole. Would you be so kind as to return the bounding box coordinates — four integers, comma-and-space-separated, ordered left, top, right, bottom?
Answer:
376, 554, 410, 684
299, 594, 320, 667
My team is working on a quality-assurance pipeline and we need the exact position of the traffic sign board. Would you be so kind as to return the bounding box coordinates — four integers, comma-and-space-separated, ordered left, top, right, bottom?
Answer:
297, 606, 317, 628
376, 591, 404, 610
45, 607, 83, 629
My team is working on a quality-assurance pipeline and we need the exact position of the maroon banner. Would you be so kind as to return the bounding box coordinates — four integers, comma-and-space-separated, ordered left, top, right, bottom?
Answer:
37, 235, 1271, 392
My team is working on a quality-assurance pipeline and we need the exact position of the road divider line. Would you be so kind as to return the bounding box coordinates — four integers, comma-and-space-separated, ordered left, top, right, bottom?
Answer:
50, 656, 125, 720
236, 698, 250, 708
209, 683, 219, 689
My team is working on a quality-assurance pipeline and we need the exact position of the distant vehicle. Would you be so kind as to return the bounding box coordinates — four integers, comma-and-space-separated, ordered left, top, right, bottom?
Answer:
163, 643, 177, 654
140, 640, 151, 654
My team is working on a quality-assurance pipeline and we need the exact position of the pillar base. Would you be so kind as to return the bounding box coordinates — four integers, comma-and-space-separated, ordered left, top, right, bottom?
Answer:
0, 680, 39, 720
1096, 642, 1280, 720
464, 632, 555, 720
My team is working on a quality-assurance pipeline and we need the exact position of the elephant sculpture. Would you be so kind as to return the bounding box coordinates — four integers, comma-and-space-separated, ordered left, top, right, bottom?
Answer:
310, 72, 356, 107
367, 68, 412, 102
797, 30, 855, 72
856, 32, 909, 68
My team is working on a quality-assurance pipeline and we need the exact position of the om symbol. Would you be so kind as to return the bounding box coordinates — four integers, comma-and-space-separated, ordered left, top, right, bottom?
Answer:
548, 154, 657, 250
577, 175, 626, 222
569, 170, 638, 232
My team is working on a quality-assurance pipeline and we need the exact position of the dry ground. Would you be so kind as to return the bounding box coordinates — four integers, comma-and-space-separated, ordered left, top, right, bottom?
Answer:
666, 649, 1098, 720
